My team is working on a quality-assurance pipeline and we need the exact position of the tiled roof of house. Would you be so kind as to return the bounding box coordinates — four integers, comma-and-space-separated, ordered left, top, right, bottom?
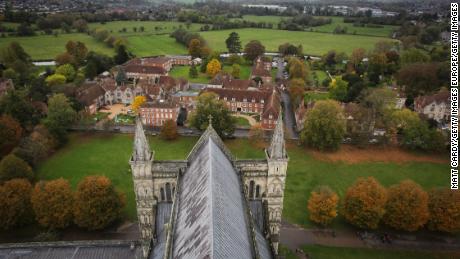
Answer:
222, 79, 255, 90
414, 90, 450, 110
124, 64, 166, 75
261, 89, 280, 119
125, 57, 171, 66
76, 82, 105, 106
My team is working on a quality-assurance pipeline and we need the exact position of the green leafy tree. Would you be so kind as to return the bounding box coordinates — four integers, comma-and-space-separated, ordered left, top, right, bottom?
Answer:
0, 90, 37, 128
244, 40, 265, 63
188, 39, 202, 58
288, 57, 308, 80
45, 74, 66, 86
225, 32, 242, 53
307, 186, 339, 227
384, 180, 429, 231
329, 78, 348, 102
0, 154, 33, 183
189, 63, 198, 78
400, 48, 430, 66
43, 94, 76, 144
191, 92, 236, 138
114, 44, 130, 65
55, 64, 76, 82
73, 176, 125, 230
301, 100, 346, 151
342, 177, 387, 229
231, 64, 240, 78
0, 179, 33, 229
31, 178, 74, 229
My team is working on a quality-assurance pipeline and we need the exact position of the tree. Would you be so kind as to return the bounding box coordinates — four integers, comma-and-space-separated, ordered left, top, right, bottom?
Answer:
328, 78, 348, 102
189, 63, 198, 78
428, 188, 460, 233
342, 177, 387, 229
248, 123, 264, 145
188, 38, 202, 58
307, 186, 339, 227
288, 78, 305, 108
396, 63, 440, 97
244, 40, 265, 63
55, 52, 75, 67
0, 179, 33, 229
55, 64, 76, 82
390, 109, 434, 150
231, 64, 240, 78
350, 48, 366, 68
225, 32, 242, 53
43, 94, 76, 144
206, 58, 221, 78
31, 179, 73, 229
301, 100, 346, 151
0, 115, 22, 157
400, 48, 430, 66
65, 41, 88, 67
190, 92, 236, 138
0, 90, 37, 128
73, 176, 125, 230
0, 154, 33, 182
384, 180, 429, 231
279, 43, 302, 56
72, 19, 88, 33
160, 119, 178, 140
131, 96, 146, 113
45, 74, 66, 86
114, 44, 130, 65
13, 125, 55, 167
288, 57, 308, 80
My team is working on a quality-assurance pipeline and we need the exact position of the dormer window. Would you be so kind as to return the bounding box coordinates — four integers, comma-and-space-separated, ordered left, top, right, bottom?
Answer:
252, 98, 255, 103
243, 98, 247, 102
261, 99, 264, 104
224, 97, 227, 101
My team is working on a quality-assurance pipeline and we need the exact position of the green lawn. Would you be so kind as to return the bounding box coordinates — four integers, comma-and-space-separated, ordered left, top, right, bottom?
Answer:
234, 116, 251, 127
312, 16, 399, 38
300, 245, 457, 259
200, 28, 398, 56
37, 133, 448, 230
169, 65, 210, 83
125, 34, 188, 57
0, 33, 114, 60
304, 91, 330, 102
88, 21, 202, 36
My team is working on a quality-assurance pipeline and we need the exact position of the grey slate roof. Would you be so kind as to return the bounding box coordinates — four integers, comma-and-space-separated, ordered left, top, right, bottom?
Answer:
173, 138, 253, 259
249, 200, 266, 233
151, 203, 172, 259
268, 114, 287, 159
0, 240, 141, 259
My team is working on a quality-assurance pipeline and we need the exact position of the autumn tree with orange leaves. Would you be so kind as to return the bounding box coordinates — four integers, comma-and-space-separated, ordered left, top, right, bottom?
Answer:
428, 188, 460, 233
31, 178, 74, 229
0, 115, 23, 158
342, 177, 387, 229
206, 58, 222, 78
160, 119, 178, 140
0, 179, 33, 229
383, 180, 429, 231
307, 186, 339, 227
73, 176, 125, 230
131, 95, 146, 113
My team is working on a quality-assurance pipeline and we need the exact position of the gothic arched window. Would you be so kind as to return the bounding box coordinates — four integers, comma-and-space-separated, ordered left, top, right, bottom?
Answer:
160, 187, 165, 201
255, 185, 260, 198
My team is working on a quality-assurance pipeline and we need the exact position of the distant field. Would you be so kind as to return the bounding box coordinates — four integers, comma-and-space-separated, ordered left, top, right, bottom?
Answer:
125, 34, 187, 57
200, 28, 397, 56
0, 33, 114, 60
88, 21, 202, 36
230, 15, 290, 24
312, 16, 398, 37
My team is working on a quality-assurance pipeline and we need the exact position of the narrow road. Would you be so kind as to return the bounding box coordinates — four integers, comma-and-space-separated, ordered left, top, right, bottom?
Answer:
280, 91, 299, 139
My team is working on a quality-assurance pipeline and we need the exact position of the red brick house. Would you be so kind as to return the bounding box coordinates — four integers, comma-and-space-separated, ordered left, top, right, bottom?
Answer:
139, 100, 179, 127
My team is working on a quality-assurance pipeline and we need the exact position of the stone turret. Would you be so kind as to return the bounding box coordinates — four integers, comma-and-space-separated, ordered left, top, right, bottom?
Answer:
130, 117, 155, 259
265, 114, 288, 255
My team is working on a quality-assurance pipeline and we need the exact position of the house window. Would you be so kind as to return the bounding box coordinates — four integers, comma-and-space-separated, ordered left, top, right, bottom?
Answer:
269, 114, 273, 119
243, 98, 247, 102
232, 98, 236, 101
261, 99, 264, 103
224, 97, 227, 101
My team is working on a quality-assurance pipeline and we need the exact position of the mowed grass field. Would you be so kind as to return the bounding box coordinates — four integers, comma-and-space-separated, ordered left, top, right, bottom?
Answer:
312, 16, 398, 37
37, 133, 449, 229
88, 21, 202, 36
199, 28, 397, 56
0, 33, 114, 60
169, 63, 253, 83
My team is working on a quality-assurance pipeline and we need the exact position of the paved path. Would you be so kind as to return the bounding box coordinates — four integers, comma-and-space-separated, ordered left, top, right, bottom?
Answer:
233, 113, 257, 126
280, 91, 299, 139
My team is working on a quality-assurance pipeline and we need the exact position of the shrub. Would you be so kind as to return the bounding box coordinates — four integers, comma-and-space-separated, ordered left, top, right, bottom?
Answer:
307, 186, 339, 227
0, 154, 34, 183
0, 179, 33, 229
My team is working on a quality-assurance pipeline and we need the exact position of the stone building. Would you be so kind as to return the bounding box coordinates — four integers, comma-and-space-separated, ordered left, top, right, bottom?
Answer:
414, 90, 450, 124
130, 114, 288, 258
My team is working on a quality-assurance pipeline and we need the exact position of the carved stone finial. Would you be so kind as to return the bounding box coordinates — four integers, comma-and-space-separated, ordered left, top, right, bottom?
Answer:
208, 114, 213, 127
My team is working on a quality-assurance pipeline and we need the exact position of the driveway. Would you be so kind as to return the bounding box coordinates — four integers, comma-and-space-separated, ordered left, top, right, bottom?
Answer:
280, 91, 298, 139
